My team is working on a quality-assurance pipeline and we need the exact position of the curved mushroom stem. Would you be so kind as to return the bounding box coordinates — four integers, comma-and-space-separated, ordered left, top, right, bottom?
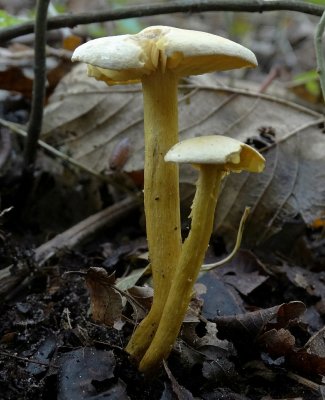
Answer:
139, 165, 224, 373
126, 70, 182, 361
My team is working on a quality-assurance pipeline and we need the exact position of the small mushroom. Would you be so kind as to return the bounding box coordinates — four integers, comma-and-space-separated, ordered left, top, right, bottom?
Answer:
138, 135, 265, 373
72, 26, 257, 362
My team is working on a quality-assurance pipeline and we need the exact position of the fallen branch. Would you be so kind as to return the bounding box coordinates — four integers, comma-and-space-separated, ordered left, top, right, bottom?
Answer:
34, 195, 141, 266
0, 1, 324, 43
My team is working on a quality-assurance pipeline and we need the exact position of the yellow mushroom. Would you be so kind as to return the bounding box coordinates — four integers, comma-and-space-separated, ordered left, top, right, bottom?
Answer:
72, 26, 257, 362
139, 135, 265, 373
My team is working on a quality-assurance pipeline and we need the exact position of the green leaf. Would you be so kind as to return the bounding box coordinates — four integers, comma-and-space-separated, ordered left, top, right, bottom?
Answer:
293, 70, 321, 97
303, 0, 325, 4
0, 10, 26, 27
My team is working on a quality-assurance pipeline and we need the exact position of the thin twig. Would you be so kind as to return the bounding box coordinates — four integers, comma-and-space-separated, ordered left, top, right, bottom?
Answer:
315, 10, 325, 102
23, 0, 50, 173
0, 118, 105, 179
34, 195, 141, 266
0, 350, 58, 368
0, 1, 324, 43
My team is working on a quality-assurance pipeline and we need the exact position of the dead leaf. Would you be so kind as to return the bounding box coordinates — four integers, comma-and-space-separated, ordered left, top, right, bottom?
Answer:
42, 65, 325, 248
58, 347, 129, 400
305, 326, 325, 357
200, 345, 238, 384
286, 326, 325, 376
258, 328, 296, 357
181, 321, 232, 352
287, 349, 325, 376
206, 250, 269, 297
0, 44, 69, 98
25, 335, 56, 376
127, 285, 153, 321
197, 273, 245, 320
85, 267, 124, 330
214, 302, 306, 349
279, 265, 325, 299
163, 360, 195, 400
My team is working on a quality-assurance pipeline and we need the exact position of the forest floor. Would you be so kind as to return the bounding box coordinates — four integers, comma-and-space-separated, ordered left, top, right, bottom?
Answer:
0, 1, 324, 399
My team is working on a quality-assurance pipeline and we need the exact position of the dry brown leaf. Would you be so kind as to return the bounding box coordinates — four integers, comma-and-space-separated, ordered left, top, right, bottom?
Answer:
163, 360, 195, 400
214, 301, 306, 346
85, 267, 124, 329
258, 328, 296, 357
42, 65, 325, 247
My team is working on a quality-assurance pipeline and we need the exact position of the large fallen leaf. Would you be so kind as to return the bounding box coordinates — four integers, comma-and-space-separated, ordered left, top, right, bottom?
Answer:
42, 64, 325, 247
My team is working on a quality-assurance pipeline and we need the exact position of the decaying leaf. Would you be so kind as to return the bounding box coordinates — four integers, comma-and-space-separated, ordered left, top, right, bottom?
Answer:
85, 267, 124, 329
58, 347, 129, 400
163, 360, 195, 400
197, 274, 245, 320
258, 328, 296, 357
42, 65, 325, 248
127, 285, 153, 321
214, 301, 306, 348
279, 264, 325, 299
287, 326, 325, 376
200, 344, 237, 384
204, 250, 269, 297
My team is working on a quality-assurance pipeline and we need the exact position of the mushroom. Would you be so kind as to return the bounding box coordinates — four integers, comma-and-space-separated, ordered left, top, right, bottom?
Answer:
71, 26, 257, 362
138, 135, 265, 373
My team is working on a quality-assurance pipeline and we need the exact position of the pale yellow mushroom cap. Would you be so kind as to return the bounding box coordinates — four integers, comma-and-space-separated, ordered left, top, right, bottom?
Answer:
164, 135, 265, 173
71, 25, 257, 85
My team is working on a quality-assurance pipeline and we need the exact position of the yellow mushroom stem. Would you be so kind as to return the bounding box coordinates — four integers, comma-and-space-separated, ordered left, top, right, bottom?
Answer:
125, 69, 182, 361
139, 165, 225, 373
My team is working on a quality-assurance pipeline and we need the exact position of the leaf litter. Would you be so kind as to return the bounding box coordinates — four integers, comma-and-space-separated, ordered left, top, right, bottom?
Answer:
1, 14, 325, 399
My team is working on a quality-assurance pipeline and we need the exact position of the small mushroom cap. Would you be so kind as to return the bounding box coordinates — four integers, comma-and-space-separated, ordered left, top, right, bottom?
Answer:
164, 135, 265, 173
71, 26, 257, 85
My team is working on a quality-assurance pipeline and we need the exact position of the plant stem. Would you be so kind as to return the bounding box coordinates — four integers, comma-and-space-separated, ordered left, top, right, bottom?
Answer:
315, 10, 325, 102
125, 70, 182, 361
23, 0, 50, 173
139, 166, 224, 374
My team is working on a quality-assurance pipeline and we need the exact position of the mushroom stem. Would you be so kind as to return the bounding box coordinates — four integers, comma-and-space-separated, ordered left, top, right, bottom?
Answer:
139, 165, 224, 373
126, 70, 182, 361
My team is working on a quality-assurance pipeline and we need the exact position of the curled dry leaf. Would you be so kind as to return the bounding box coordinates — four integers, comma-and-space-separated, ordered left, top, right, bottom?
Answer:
286, 326, 325, 376
85, 267, 124, 330
127, 285, 153, 321
214, 301, 306, 348
42, 65, 325, 247
258, 328, 296, 357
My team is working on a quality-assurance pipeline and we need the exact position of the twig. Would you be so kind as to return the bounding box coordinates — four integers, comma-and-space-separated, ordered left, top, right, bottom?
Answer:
23, 0, 50, 173
315, 10, 325, 102
34, 195, 141, 266
0, 118, 104, 180
0, 1, 324, 43
287, 371, 321, 392
0, 350, 58, 368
